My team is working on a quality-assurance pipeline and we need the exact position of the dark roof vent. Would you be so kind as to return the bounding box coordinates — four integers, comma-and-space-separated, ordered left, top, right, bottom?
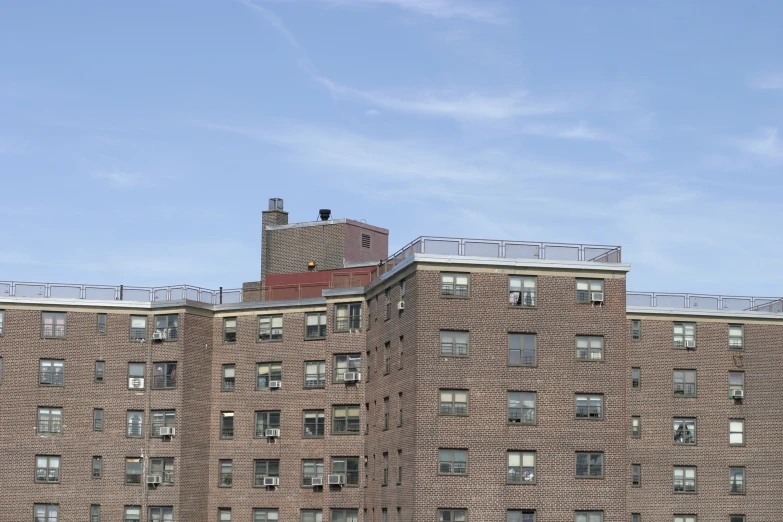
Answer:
319, 209, 331, 221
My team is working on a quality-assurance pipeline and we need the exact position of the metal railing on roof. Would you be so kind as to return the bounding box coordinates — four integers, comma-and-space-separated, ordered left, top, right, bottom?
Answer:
377, 236, 621, 278
627, 292, 783, 313
0, 281, 244, 304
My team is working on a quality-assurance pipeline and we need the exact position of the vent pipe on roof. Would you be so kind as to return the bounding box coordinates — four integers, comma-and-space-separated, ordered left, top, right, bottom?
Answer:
319, 209, 331, 221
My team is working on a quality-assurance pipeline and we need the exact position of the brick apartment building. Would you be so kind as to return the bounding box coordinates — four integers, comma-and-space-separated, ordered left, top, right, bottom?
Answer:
0, 197, 779, 522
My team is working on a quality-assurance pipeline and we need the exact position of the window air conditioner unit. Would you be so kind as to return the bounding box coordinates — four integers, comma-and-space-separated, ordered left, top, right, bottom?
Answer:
591, 292, 604, 303
310, 476, 324, 487
327, 474, 345, 486
152, 331, 166, 341
263, 476, 280, 487
268, 380, 282, 389
128, 378, 145, 389
343, 372, 361, 383
159, 427, 175, 437
731, 390, 744, 399
397, 301, 405, 311
265, 428, 281, 438
146, 475, 162, 485
685, 340, 696, 349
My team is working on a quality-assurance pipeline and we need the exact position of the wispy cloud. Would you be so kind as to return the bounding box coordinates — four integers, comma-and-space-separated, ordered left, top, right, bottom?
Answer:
317, 76, 565, 120
751, 73, 783, 90
733, 127, 783, 164
92, 171, 154, 189
518, 121, 647, 160
260, 0, 504, 23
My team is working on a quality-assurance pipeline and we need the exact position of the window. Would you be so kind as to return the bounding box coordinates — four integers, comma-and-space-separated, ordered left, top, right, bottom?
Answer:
631, 368, 640, 389
399, 336, 404, 369
331, 510, 359, 522
575, 394, 603, 419
575, 453, 603, 478
508, 392, 535, 424
673, 466, 696, 492
440, 390, 468, 415
333, 405, 361, 434
255, 410, 281, 438
42, 312, 66, 338
730, 467, 745, 494
507, 512, 535, 522
334, 354, 361, 382
729, 324, 743, 349
441, 331, 469, 357
441, 273, 469, 296
254, 510, 279, 522
303, 410, 324, 437
386, 288, 392, 320
304, 360, 326, 388
305, 312, 327, 339
95, 361, 104, 383
259, 315, 283, 341
576, 336, 603, 361
219, 364, 235, 392
439, 510, 467, 522
127, 411, 143, 437
37, 407, 63, 435
254, 459, 280, 486
729, 372, 744, 397
219, 509, 232, 521
35, 455, 60, 483
507, 451, 535, 484
576, 279, 602, 302
39, 359, 64, 386
93, 456, 102, 478
632, 464, 641, 486
631, 319, 641, 340
382, 397, 390, 429
130, 315, 147, 340
0, 310, 4, 335
148, 507, 173, 522
438, 449, 467, 475
383, 452, 389, 484
673, 322, 696, 348
256, 362, 282, 389
384, 342, 391, 374
335, 303, 362, 332
223, 317, 237, 343
673, 418, 696, 444
673, 370, 696, 396
34, 505, 59, 522
730, 517, 745, 522
397, 449, 402, 484
509, 275, 536, 306
97, 313, 107, 334
150, 458, 175, 485
219, 460, 233, 487
509, 334, 536, 365
91, 505, 101, 522
301, 510, 323, 522
332, 457, 360, 486
0, 356, 2, 384
151, 410, 176, 437
673, 517, 695, 522
366, 350, 371, 381
125, 458, 142, 484
152, 362, 177, 389
631, 417, 641, 438
575, 513, 602, 522
398, 392, 403, 426
382, 509, 388, 522
302, 459, 324, 486
154, 314, 179, 340
220, 412, 234, 439
128, 363, 145, 389
632, 515, 640, 522
93, 408, 103, 431
730, 419, 745, 445
124, 507, 141, 522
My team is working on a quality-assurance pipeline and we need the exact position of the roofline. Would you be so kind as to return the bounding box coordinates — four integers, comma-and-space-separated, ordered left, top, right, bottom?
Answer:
266, 218, 388, 234
626, 305, 783, 320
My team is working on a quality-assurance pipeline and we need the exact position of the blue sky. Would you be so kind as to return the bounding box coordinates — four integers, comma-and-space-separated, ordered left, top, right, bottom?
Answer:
1, 0, 782, 296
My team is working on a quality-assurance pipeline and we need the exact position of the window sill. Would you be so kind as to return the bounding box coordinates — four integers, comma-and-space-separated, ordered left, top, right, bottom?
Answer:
441, 355, 470, 358
507, 481, 536, 486
34, 481, 60, 485
575, 475, 604, 479
728, 491, 746, 495
673, 443, 697, 446
258, 339, 283, 343
508, 422, 536, 426
673, 395, 697, 398
729, 444, 746, 447
508, 305, 537, 309
673, 491, 697, 495
575, 417, 604, 421
331, 432, 361, 436
439, 413, 469, 417
437, 473, 468, 477
223, 341, 237, 345
305, 337, 327, 341
305, 386, 327, 390
41, 336, 67, 340
575, 359, 605, 363
302, 435, 325, 439
508, 364, 537, 368
334, 330, 362, 334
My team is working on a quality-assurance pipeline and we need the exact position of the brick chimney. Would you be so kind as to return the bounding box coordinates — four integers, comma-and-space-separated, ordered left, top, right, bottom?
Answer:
261, 198, 288, 283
